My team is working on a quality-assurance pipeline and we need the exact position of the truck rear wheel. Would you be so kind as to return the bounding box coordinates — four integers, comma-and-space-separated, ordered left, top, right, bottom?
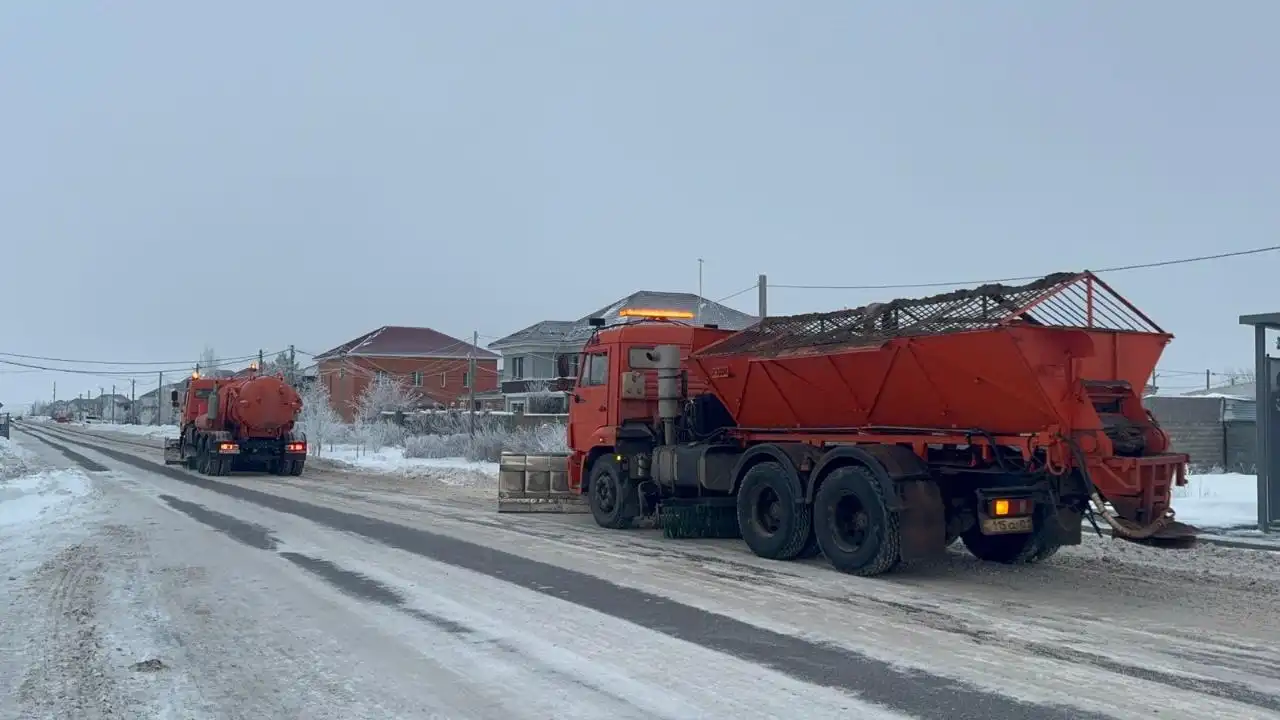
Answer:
588, 457, 639, 529
812, 465, 902, 577
960, 506, 1060, 565
735, 461, 811, 561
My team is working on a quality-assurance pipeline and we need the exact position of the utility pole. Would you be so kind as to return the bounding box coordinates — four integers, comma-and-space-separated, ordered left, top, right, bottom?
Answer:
758, 274, 768, 318
52, 382, 56, 404
111, 384, 116, 423
130, 379, 136, 424
1206, 369, 1212, 391
697, 258, 704, 324
258, 349, 265, 372
157, 372, 163, 426
288, 344, 296, 386
468, 331, 478, 437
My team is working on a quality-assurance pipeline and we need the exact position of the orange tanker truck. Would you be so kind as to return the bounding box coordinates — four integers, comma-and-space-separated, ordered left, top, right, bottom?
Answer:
163, 369, 307, 476
499, 270, 1195, 576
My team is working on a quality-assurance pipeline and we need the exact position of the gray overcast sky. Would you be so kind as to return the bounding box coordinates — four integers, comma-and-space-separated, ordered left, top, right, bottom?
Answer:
1, 2, 1276, 404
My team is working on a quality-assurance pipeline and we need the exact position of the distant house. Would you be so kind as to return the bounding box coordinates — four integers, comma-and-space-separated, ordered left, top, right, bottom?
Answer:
314, 326, 500, 422
487, 291, 758, 413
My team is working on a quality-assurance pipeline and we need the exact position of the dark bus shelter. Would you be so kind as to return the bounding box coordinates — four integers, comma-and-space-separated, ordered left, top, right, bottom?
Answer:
1238, 312, 1280, 532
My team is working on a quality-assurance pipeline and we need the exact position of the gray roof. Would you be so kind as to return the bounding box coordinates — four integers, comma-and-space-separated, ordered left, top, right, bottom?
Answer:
488, 291, 758, 349
1183, 382, 1256, 400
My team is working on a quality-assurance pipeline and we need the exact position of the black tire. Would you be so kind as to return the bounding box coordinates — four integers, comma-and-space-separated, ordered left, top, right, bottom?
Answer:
588, 456, 639, 529
289, 458, 305, 476
797, 528, 823, 559
960, 506, 1061, 565
735, 462, 811, 560
197, 441, 211, 475
812, 465, 901, 577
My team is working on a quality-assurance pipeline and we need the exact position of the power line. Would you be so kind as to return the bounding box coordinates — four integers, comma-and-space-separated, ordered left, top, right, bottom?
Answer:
713, 283, 760, 304
0, 350, 264, 367
0, 351, 284, 378
771, 243, 1280, 291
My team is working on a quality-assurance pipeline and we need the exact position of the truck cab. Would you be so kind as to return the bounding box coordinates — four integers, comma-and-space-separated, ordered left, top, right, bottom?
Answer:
566, 314, 736, 492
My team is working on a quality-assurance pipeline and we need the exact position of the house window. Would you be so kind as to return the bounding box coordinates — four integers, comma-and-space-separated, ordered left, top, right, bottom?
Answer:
411, 371, 423, 386
510, 401, 525, 414
582, 351, 609, 387
375, 370, 388, 382
556, 353, 580, 379
510, 356, 525, 380
441, 371, 448, 387
463, 371, 470, 388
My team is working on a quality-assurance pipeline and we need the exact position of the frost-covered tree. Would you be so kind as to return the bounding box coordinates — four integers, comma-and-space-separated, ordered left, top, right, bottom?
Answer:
353, 374, 422, 423
296, 381, 344, 455
263, 350, 300, 381
198, 345, 217, 374
1222, 367, 1256, 386
524, 379, 568, 414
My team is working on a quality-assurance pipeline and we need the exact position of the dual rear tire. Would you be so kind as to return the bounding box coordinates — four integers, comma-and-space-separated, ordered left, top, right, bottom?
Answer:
736, 462, 901, 576
736, 463, 1061, 575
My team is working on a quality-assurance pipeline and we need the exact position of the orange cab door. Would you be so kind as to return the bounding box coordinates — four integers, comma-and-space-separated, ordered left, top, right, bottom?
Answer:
568, 348, 612, 451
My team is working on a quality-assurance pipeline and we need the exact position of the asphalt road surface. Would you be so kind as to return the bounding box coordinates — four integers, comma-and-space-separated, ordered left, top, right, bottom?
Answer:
4, 421, 1280, 720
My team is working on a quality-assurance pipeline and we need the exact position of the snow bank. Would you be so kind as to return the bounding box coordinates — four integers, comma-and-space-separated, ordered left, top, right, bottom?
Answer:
1172, 472, 1259, 530
65, 422, 180, 439
0, 468, 94, 528
315, 444, 498, 485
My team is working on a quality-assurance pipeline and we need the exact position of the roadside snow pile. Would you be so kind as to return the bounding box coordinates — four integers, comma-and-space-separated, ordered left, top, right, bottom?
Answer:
315, 444, 499, 484
1, 437, 96, 570
403, 422, 567, 463
0, 435, 40, 481
0, 468, 93, 529
1173, 472, 1258, 530
66, 422, 179, 439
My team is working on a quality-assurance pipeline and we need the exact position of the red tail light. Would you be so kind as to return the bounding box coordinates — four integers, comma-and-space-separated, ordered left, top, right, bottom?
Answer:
285, 442, 306, 453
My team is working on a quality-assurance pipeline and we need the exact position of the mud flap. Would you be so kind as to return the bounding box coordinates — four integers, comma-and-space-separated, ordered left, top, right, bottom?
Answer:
897, 479, 948, 562
497, 452, 588, 513
163, 439, 182, 465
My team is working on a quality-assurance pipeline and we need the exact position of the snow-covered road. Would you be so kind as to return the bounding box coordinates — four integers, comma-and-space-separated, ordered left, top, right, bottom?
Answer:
7, 422, 1280, 720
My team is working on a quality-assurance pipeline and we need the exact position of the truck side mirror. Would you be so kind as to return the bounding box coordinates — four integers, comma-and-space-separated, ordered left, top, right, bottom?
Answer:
170, 390, 179, 405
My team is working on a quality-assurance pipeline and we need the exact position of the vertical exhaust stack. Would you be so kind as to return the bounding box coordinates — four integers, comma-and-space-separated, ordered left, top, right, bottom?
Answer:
652, 345, 683, 446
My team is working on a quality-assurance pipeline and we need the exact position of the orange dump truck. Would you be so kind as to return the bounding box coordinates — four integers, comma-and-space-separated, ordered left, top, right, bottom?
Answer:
499, 271, 1194, 576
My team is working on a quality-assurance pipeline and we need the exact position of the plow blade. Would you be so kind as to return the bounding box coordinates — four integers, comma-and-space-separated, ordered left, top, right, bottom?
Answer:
1114, 519, 1200, 549
163, 439, 182, 465
497, 452, 588, 513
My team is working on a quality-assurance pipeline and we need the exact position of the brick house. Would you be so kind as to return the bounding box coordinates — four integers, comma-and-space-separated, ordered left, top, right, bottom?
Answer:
314, 326, 499, 422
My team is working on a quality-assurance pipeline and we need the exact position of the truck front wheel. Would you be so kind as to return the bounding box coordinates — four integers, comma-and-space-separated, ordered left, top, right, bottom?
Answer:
588, 457, 639, 530
812, 465, 902, 577
736, 461, 811, 561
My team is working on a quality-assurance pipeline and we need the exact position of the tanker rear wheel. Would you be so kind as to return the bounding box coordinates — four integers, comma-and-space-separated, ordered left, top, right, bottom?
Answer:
812, 465, 901, 577
736, 461, 811, 561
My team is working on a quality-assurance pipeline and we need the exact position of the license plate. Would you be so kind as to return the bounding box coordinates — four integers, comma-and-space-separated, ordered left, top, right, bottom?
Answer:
980, 516, 1034, 535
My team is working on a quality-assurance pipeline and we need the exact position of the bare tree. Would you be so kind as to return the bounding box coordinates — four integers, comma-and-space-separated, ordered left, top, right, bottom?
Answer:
1222, 367, 1256, 386
199, 345, 217, 373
